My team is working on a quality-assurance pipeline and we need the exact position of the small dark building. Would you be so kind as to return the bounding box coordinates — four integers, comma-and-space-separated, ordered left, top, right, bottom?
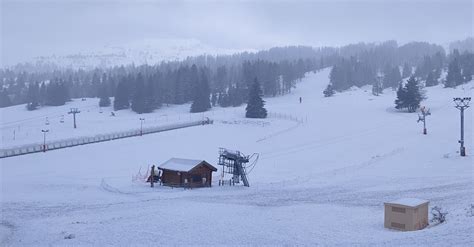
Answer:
158, 158, 217, 188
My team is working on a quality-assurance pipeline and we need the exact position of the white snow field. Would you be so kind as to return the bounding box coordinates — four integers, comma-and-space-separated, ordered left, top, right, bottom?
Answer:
1, 68, 473, 246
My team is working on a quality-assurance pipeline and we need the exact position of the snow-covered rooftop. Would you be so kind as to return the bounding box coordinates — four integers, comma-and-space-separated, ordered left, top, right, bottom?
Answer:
386, 198, 429, 207
158, 158, 207, 172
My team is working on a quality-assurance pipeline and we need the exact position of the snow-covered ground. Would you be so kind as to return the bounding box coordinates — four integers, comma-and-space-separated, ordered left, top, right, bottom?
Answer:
1, 99, 218, 148
1, 68, 473, 246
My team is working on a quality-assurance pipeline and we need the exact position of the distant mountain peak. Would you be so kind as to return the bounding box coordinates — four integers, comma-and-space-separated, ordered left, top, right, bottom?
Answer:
31, 38, 247, 70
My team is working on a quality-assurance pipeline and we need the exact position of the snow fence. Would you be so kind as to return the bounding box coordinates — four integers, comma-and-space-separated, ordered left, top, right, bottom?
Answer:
0, 118, 213, 159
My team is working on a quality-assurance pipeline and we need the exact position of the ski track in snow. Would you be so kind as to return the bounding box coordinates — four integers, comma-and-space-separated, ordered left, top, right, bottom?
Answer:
100, 178, 138, 196
256, 122, 301, 143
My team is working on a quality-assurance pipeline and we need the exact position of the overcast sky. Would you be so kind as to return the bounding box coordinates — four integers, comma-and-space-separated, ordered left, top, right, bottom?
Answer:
1, 0, 473, 66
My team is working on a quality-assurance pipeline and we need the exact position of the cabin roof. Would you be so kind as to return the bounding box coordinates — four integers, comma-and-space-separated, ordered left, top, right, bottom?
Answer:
385, 198, 429, 208
158, 158, 217, 172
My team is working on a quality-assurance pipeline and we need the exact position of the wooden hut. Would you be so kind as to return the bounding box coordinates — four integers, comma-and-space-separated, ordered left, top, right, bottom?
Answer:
158, 158, 217, 188
384, 198, 429, 231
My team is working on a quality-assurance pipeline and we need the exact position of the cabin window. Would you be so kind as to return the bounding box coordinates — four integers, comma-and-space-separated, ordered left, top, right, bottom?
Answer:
392, 206, 406, 213
192, 175, 202, 182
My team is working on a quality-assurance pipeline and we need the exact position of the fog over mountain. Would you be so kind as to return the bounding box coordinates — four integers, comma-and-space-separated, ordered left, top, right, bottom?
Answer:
2, 1, 474, 246
1, 0, 472, 67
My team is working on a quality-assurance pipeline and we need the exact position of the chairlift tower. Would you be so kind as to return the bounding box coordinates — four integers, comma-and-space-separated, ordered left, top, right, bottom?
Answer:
417, 106, 431, 135
218, 148, 258, 187
454, 97, 471, 156
68, 108, 80, 129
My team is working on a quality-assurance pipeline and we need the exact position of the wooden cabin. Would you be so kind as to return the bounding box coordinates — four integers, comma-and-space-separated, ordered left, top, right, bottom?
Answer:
384, 198, 429, 231
158, 158, 217, 188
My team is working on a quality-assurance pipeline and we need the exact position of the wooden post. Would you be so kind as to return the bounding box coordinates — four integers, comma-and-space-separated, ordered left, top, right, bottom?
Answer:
150, 165, 155, 188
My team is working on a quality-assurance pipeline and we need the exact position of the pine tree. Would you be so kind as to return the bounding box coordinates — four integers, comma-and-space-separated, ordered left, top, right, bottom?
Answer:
98, 84, 111, 107
233, 86, 247, 107
39, 82, 47, 106
404, 76, 424, 112
108, 76, 116, 97
462, 65, 472, 82
395, 77, 424, 112
45, 80, 67, 106
211, 92, 217, 107
26, 82, 40, 110
329, 64, 346, 91
228, 86, 246, 107
402, 63, 412, 78
217, 92, 223, 106
414, 56, 433, 80
215, 66, 227, 92
190, 69, 211, 113
445, 58, 463, 87
131, 73, 146, 114
394, 82, 406, 111
143, 77, 157, 113
59, 80, 70, 103
433, 68, 442, 81
384, 66, 402, 89
91, 72, 101, 97
372, 80, 383, 96
425, 71, 438, 87
245, 78, 267, 118
219, 92, 231, 107
323, 84, 335, 97
391, 67, 402, 89
0, 89, 12, 108
113, 77, 130, 110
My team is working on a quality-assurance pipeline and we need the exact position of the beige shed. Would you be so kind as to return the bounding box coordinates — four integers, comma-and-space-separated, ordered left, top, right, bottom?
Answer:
384, 198, 429, 231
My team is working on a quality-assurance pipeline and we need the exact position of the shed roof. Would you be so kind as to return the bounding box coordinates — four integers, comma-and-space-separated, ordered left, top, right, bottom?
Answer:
385, 198, 429, 208
158, 158, 217, 172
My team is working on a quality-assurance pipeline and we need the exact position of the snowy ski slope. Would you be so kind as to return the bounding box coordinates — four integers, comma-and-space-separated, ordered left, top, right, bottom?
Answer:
1, 68, 473, 246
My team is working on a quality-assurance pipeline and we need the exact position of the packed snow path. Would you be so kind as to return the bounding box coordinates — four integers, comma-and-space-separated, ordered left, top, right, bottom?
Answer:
1, 68, 472, 246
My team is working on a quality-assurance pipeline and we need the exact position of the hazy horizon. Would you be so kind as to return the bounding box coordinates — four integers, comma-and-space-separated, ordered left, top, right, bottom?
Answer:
1, 0, 473, 66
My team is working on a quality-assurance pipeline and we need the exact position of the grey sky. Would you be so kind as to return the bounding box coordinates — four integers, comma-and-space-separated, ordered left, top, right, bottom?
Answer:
1, 0, 473, 66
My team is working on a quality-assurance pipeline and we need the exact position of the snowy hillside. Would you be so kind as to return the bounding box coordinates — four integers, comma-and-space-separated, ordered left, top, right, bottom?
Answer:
29, 38, 247, 69
1, 68, 473, 245
1, 98, 215, 149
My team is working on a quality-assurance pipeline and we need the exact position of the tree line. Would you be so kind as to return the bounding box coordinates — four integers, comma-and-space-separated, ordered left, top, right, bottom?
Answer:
6, 56, 320, 114
326, 45, 473, 94
2, 40, 473, 111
